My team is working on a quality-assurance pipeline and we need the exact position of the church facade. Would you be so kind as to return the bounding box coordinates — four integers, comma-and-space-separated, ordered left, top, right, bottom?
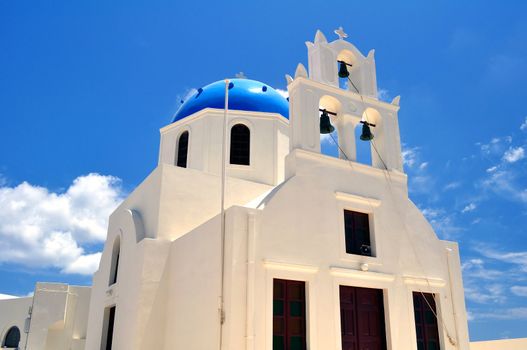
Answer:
1, 30, 474, 350
84, 30, 470, 350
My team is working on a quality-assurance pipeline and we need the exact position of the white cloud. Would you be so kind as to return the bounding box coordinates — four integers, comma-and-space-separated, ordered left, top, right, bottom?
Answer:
443, 181, 461, 191
464, 284, 506, 304
420, 206, 461, 238
402, 146, 430, 174
477, 138, 526, 205
462, 259, 502, 280
476, 246, 527, 273
486, 166, 498, 173
463, 247, 527, 308
402, 146, 419, 168
410, 175, 435, 195
62, 252, 102, 275
462, 259, 506, 304
478, 136, 512, 155
511, 286, 527, 297
473, 307, 527, 320
462, 203, 477, 213
502, 146, 525, 163
0, 174, 124, 275
521, 117, 527, 131
466, 310, 475, 321
421, 207, 440, 219
402, 146, 436, 195
481, 169, 527, 204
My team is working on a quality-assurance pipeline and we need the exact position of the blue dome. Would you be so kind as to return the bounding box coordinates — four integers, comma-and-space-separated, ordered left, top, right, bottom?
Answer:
173, 79, 289, 122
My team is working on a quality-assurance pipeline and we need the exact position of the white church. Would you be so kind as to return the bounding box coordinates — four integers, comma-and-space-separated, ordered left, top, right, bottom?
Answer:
3, 29, 523, 350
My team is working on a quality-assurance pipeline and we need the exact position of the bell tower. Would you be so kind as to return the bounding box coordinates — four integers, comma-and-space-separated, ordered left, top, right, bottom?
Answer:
286, 29, 404, 172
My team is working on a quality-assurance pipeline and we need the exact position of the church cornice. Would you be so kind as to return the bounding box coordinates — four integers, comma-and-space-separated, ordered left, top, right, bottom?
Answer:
160, 108, 289, 134
290, 149, 408, 183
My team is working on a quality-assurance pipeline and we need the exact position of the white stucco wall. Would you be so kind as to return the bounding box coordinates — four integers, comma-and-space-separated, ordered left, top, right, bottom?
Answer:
85, 206, 172, 350
109, 163, 273, 243
0, 296, 31, 349
84, 151, 472, 349
26, 283, 91, 350
249, 149, 469, 350
164, 215, 223, 350
306, 30, 377, 98
470, 338, 527, 350
85, 161, 275, 349
0, 283, 90, 350
159, 109, 290, 186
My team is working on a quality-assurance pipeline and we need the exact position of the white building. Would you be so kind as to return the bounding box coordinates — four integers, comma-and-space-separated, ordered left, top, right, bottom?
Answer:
83, 30, 471, 350
8, 29, 524, 350
0, 283, 90, 350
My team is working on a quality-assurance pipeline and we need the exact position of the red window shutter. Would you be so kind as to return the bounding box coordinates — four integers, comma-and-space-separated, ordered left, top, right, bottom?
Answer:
413, 292, 441, 350
273, 279, 306, 350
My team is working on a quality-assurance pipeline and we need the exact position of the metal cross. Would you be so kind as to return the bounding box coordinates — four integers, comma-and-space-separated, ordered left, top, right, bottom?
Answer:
334, 26, 348, 40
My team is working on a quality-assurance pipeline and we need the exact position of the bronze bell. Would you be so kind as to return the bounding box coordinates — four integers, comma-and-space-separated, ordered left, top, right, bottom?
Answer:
360, 121, 374, 141
319, 110, 335, 134
338, 61, 350, 78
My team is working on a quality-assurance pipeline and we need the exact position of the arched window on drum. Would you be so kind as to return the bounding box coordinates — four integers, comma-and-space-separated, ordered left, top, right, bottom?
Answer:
230, 124, 250, 166
176, 131, 189, 168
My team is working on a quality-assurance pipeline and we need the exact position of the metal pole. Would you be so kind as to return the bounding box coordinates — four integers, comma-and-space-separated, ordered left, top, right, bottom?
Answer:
218, 79, 229, 350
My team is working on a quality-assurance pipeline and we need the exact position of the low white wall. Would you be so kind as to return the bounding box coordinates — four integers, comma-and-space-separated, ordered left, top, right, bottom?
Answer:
26, 283, 91, 350
0, 284, 90, 350
0, 297, 32, 349
471, 338, 527, 350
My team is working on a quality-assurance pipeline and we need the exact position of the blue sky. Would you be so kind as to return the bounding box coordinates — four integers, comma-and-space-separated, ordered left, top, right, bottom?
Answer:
1, 0, 526, 342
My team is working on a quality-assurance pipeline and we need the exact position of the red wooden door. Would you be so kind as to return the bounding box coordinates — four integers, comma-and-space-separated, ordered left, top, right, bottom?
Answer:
340, 285, 359, 350
340, 286, 387, 350
273, 279, 306, 350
